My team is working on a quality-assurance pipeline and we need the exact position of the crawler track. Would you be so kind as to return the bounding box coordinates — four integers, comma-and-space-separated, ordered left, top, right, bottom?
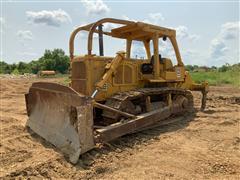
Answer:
102, 87, 194, 122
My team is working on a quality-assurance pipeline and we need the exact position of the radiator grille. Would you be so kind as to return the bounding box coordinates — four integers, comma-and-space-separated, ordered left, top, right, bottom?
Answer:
71, 62, 86, 94
72, 62, 86, 79
124, 65, 133, 83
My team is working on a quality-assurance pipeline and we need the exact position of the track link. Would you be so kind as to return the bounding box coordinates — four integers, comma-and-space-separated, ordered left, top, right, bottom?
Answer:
102, 87, 194, 121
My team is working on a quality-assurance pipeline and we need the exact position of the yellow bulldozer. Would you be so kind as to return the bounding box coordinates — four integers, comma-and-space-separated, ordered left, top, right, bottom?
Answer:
25, 18, 208, 164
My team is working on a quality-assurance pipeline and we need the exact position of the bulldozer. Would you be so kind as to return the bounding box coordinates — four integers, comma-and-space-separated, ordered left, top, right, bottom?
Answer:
25, 18, 208, 164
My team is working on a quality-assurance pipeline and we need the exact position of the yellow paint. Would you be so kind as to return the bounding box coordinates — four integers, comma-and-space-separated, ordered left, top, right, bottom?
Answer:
69, 18, 208, 101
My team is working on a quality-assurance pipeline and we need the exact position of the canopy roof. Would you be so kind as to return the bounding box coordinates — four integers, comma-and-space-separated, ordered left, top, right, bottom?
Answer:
80, 19, 176, 41
110, 22, 176, 41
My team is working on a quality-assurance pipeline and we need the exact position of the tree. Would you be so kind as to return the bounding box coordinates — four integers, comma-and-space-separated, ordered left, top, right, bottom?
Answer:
193, 65, 199, 70
185, 65, 194, 71
0, 61, 8, 74
29, 60, 41, 74
0, 61, 17, 74
11, 68, 20, 75
211, 66, 217, 70
218, 64, 229, 72
39, 49, 70, 74
17, 61, 31, 74
0, 49, 70, 74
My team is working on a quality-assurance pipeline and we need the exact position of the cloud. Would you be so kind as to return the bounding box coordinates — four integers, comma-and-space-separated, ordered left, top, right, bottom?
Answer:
148, 13, 165, 24
123, 13, 164, 25
131, 39, 174, 60
141, 13, 165, 25
81, 0, 110, 15
17, 30, 33, 41
210, 39, 228, 59
220, 21, 240, 40
103, 22, 121, 32
26, 9, 72, 27
209, 21, 239, 60
131, 41, 146, 59
122, 13, 165, 25
175, 26, 200, 41
122, 15, 136, 22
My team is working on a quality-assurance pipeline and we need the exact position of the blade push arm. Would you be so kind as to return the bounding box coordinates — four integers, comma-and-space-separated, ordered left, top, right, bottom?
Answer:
91, 51, 125, 98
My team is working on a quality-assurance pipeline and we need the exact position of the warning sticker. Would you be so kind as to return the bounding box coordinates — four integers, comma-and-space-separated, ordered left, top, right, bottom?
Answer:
175, 67, 181, 78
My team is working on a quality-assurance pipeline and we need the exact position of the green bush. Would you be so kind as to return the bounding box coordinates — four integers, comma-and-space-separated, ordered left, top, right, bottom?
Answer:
11, 68, 20, 75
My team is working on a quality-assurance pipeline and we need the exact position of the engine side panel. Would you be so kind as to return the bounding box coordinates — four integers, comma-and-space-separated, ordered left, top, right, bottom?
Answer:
70, 56, 188, 102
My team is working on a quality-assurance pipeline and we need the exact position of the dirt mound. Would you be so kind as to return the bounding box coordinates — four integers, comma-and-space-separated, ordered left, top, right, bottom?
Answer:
0, 78, 239, 179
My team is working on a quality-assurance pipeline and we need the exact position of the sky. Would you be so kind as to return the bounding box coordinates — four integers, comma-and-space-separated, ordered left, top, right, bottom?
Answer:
0, 0, 239, 66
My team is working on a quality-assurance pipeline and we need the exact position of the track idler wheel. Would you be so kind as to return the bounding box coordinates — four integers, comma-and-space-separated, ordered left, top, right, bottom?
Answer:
172, 95, 190, 114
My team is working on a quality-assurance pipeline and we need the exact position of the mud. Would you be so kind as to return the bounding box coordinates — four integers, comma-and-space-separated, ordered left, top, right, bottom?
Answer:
0, 77, 239, 179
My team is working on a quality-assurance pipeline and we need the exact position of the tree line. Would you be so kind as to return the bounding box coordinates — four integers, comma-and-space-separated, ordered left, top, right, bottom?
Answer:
185, 63, 239, 72
0, 48, 239, 74
0, 49, 70, 74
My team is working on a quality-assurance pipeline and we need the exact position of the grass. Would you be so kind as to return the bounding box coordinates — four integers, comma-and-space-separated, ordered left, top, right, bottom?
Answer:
61, 76, 71, 86
191, 70, 240, 87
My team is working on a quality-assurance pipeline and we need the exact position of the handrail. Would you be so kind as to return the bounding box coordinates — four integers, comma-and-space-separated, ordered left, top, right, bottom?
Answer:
69, 23, 94, 60
69, 18, 134, 60
87, 18, 135, 55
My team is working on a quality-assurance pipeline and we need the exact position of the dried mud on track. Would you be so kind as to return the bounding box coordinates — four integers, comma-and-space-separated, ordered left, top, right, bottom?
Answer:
0, 77, 239, 179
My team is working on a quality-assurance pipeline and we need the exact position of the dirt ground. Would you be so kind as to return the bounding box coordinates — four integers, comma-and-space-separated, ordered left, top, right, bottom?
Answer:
0, 77, 239, 179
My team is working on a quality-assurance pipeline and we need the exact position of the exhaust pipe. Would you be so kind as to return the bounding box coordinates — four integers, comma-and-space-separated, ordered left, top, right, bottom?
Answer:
98, 24, 104, 56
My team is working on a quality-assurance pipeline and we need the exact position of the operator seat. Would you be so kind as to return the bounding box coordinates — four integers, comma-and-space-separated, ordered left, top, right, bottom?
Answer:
162, 58, 174, 71
141, 54, 162, 74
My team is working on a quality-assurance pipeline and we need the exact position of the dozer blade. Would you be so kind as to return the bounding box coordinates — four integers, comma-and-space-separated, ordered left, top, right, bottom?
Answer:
25, 82, 94, 164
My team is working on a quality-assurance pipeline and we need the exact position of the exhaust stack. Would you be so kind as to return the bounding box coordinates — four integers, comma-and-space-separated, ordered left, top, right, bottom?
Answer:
98, 24, 104, 56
